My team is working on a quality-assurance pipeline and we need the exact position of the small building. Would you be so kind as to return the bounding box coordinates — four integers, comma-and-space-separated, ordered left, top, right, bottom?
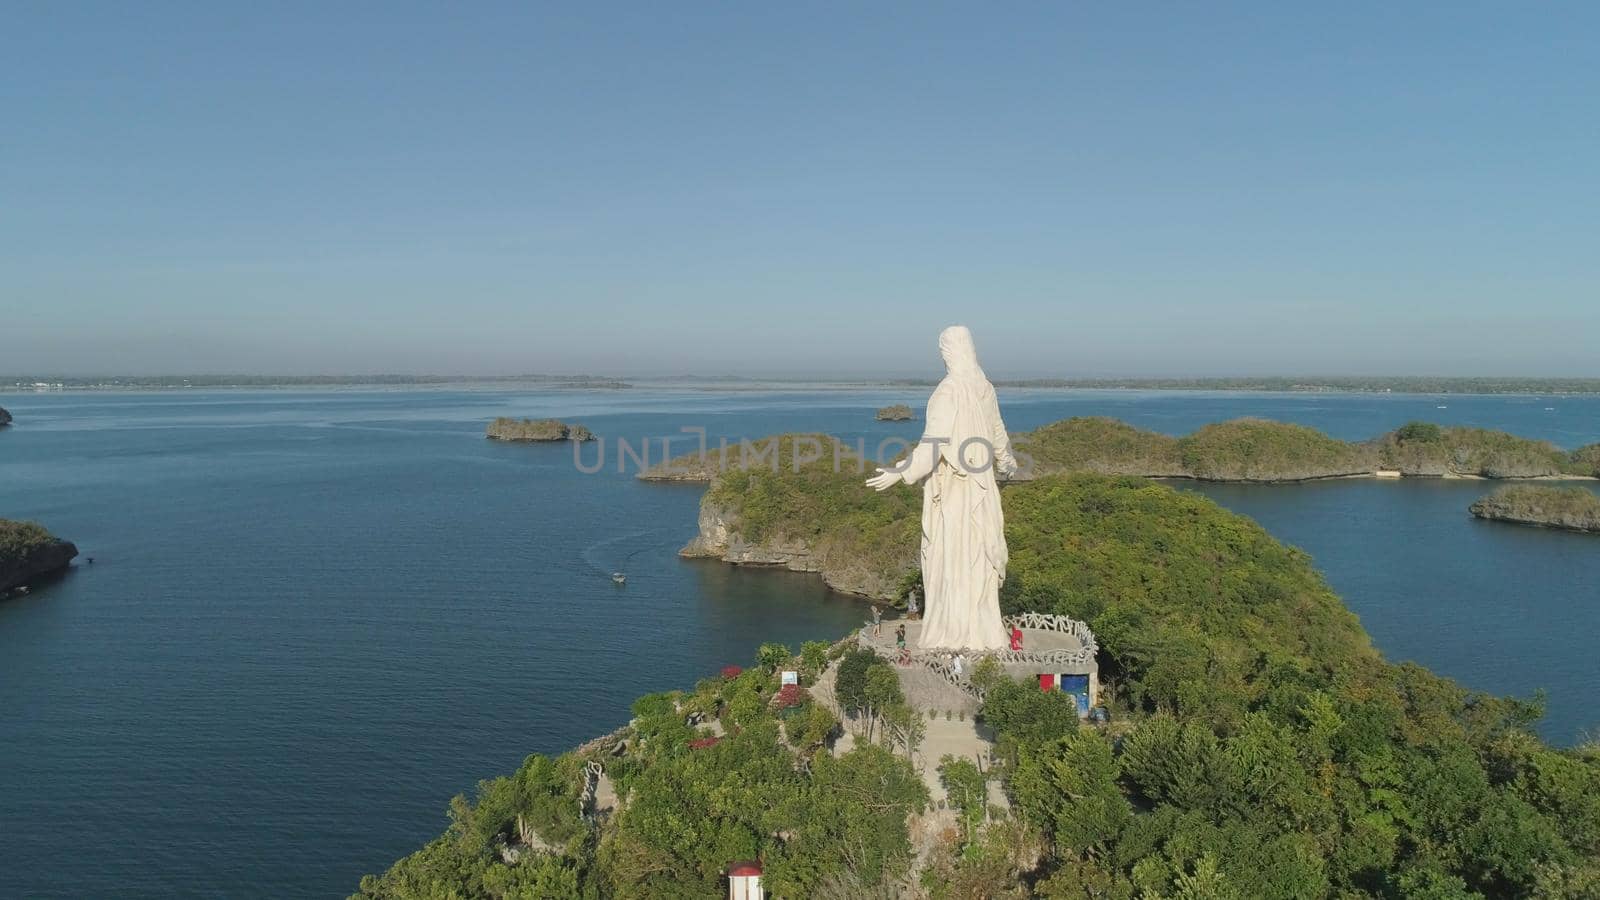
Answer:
727, 860, 763, 900
1038, 672, 1093, 715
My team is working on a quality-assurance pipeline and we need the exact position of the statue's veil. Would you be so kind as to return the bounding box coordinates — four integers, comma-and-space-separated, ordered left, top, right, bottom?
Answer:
938, 325, 986, 381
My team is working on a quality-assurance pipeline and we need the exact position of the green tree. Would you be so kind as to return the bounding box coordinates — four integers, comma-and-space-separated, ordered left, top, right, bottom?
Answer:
800, 640, 831, 676
938, 755, 988, 846
832, 648, 879, 716
863, 663, 904, 742
757, 641, 792, 672
765, 745, 927, 896
597, 723, 798, 897
1012, 730, 1130, 855
980, 675, 1080, 756
881, 701, 925, 763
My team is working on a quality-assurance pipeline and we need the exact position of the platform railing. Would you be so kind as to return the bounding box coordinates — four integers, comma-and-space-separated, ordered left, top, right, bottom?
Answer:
859, 613, 1098, 695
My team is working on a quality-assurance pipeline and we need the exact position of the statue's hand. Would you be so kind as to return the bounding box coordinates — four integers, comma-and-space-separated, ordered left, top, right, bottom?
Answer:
865, 467, 902, 491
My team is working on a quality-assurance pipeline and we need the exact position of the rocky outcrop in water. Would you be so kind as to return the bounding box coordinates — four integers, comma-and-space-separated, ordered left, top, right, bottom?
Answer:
875, 404, 914, 421
0, 520, 78, 593
1470, 486, 1600, 534
0, 407, 11, 427
486, 417, 594, 442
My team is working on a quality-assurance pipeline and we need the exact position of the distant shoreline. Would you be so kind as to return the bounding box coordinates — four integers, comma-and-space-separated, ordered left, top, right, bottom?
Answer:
7, 375, 1600, 396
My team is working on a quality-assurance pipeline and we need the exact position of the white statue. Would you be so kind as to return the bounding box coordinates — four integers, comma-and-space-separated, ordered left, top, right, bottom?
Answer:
867, 325, 1015, 651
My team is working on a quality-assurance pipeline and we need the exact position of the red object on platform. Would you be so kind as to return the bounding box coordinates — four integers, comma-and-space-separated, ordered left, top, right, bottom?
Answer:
1010, 627, 1023, 651
1039, 673, 1055, 692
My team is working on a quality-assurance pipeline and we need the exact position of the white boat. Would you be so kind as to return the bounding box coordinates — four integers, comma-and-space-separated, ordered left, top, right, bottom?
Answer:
611, 572, 626, 585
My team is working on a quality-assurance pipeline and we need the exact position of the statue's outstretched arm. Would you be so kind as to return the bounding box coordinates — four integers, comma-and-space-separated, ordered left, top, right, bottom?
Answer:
988, 390, 1017, 476
866, 384, 954, 491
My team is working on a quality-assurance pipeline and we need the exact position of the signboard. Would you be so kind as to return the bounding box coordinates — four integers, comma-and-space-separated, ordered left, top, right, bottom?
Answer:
780, 670, 798, 686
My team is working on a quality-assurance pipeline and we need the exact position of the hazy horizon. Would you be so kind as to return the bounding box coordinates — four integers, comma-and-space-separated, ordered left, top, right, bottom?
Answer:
7, 369, 1599, 384
7, 4, 1599, 376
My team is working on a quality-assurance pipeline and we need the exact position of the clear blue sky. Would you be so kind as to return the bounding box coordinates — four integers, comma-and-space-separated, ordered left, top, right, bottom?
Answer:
5, 2, 1597, 377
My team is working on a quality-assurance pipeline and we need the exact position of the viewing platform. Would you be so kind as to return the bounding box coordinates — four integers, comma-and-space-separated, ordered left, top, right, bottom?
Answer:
857, 612, 1100, 714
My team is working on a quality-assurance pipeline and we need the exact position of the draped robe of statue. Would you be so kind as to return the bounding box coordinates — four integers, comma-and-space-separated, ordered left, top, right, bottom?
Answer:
894, 326, 1015, 651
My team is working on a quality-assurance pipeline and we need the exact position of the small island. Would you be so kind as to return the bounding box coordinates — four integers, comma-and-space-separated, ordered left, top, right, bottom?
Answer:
1, 519, 78, 594
485, 417, 594, 442
0, 406, 11, 427
875, 404, 914, 421
1470, 485, 1600, 534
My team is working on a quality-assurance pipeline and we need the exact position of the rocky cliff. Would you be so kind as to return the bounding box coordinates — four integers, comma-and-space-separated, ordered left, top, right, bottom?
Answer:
680, 499, 910, 600
0, 520, 78, 593
675, 435, 919, 599
485, 417, 594, 442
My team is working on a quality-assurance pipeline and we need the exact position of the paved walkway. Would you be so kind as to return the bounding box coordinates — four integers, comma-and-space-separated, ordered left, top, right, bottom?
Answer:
812, 647, 1007, 811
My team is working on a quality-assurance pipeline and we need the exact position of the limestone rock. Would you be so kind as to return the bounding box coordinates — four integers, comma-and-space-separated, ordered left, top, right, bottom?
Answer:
0, 520, 78, 593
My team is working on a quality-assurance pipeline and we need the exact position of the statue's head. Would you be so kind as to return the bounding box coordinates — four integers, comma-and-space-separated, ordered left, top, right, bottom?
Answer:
938, 325, 982, 376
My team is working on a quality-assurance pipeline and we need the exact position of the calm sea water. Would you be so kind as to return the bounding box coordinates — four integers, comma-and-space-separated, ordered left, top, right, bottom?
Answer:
1, 387, 1597, 898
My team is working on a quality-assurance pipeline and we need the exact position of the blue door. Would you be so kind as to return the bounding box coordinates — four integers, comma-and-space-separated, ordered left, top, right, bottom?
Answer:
1059, 674, 1090, 715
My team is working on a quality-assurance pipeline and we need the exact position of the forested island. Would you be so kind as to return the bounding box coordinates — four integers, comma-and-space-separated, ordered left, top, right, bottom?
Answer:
877, 404, 915, 421
485, 418, 595, 442
358, 447, 1600, 898
639, 417, 1599, 485
1471, 486, 1600, 534
0, 520, 78, 594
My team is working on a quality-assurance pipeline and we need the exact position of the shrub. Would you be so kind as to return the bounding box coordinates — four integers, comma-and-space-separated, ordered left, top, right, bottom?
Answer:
1395, 421, 1444, 443
800, 641, 830, 676
757, 642, 792, 672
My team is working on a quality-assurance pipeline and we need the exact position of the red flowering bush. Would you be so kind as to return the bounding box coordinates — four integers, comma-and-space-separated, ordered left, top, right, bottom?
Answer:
720, 665, 743, 680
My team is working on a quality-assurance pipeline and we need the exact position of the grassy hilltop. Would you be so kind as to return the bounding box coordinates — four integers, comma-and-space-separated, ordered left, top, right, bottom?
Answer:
357, 449, 1600, 898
